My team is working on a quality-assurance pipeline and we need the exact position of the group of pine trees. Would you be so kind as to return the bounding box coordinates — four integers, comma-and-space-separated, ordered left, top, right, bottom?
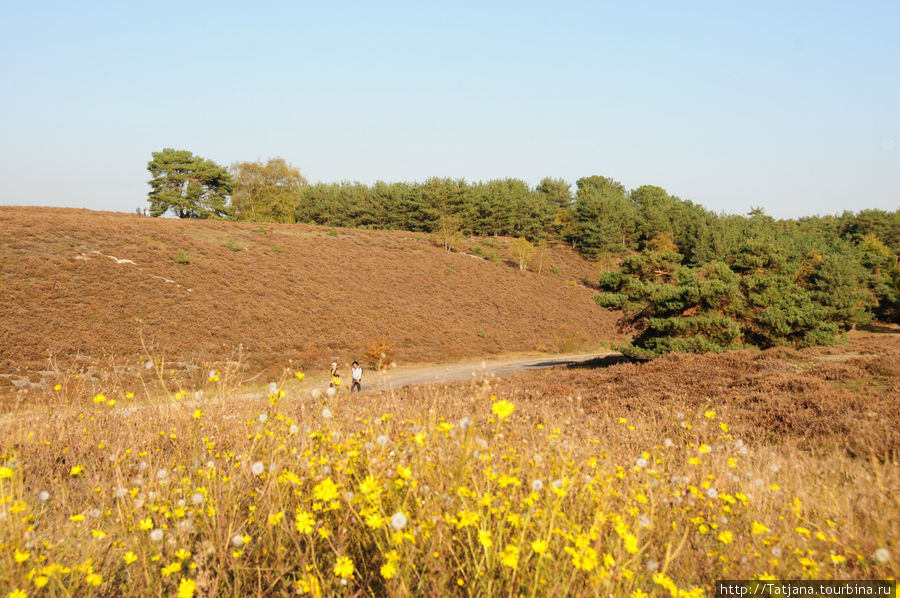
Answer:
146, 149, 900, 357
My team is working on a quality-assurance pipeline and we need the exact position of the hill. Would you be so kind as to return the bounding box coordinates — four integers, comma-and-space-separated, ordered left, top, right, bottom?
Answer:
0, 207, 623, 395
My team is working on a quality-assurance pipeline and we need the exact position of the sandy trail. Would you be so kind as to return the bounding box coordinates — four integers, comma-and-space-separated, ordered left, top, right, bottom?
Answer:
356, 351, 618, 391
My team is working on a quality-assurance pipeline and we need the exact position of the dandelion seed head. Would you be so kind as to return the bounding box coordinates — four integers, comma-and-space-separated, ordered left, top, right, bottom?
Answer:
258, 413, 268, 423
139, 461, 148, 471
157, 469, 168, 480
874, 548, 891, 563
531, 479, 544, 491
706, 488, 718, 499
251, 461, 265, 476
638, 515, 651, 527
769, 464, 780, 473
191, 493, 204, 505
311, 389, 321, 399
150, 529, 163, 542
115, 487, 127, 498
459, 417, 472, 430
636, 458, 648, 468
771, 546, 783, 558
268, 382, 277, 395
37, 491, 50, 501
390, 512, 408, 530
289, 425, 299, 434
646, 559, 658, 572
321, 408, 332, 419
326, 387, 336, 397
231, 534, 244, 548
376, 435, 389, 446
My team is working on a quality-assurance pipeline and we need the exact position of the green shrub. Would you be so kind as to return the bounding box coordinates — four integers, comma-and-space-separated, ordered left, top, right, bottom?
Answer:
172, 249, 190, 265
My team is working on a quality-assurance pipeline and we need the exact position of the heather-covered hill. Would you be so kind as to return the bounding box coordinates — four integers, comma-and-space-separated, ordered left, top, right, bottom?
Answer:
0, 207, 622, 392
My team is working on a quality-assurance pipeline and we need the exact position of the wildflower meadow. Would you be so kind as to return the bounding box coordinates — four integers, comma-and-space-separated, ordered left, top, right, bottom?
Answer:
0, 361, 896, 597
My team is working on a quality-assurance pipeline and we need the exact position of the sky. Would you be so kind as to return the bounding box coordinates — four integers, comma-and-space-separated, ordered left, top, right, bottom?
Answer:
1, 1, 897, 220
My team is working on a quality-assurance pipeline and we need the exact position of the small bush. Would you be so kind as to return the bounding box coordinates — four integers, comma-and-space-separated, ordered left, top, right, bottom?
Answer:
362, 339, 394, 370
271, 245, 283, 254
327, 228, 339, 237
470, 246, 483, 256
225, 238, 243, 251
172, 249, 190, 265
551, 264, 561, 275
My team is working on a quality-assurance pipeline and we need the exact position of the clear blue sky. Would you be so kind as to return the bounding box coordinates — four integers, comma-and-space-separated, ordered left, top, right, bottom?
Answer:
1, 1, 897, 219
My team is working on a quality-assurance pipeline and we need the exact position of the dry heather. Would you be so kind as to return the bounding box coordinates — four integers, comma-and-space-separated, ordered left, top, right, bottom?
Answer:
0, 332, 896, 596
0, 207, 621, 399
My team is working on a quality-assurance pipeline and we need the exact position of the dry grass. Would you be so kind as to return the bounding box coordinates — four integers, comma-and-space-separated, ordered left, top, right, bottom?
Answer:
0, 333, 896, 596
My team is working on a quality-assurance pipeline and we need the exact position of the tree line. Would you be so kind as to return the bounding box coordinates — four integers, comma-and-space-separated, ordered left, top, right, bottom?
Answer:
146, 148, 900, 351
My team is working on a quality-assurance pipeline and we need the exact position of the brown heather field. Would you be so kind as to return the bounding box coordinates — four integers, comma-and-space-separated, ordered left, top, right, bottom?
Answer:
0, 207, 897, 596
0, 207, 622, 399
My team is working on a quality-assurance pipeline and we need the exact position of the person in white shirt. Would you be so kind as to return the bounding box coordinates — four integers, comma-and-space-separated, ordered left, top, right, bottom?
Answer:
351, 361, 363, 393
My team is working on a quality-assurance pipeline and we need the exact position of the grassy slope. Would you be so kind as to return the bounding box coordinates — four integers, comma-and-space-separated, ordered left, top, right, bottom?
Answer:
0, 207, 623, 393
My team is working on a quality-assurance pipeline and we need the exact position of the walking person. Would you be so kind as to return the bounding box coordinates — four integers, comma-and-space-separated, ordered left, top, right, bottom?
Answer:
329, 362, 341, 392
351, 361, 362, 393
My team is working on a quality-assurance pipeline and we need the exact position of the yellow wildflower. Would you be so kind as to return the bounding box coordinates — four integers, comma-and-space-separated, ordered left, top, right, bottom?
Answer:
313, 478, 339, 502
295, 511, 315, 534
161, 561, 182, 577
478, 529, 493, 548
177, 578, 196, 598
500, 544, 519, 569
492, 400, 515, 419
333, 556, 354, 579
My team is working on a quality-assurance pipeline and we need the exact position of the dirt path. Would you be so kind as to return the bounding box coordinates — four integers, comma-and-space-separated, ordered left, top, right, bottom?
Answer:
352, 351, 618, 392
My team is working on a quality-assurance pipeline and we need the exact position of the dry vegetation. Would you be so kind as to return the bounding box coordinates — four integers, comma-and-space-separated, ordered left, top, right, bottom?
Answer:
1, 207, 897, 596
0, 332, 896, 596
0, 207, 620, 400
